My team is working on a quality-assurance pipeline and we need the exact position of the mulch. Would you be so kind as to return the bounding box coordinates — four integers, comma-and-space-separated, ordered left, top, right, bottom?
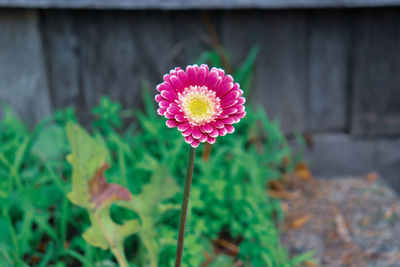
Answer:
280, 173, 400, 267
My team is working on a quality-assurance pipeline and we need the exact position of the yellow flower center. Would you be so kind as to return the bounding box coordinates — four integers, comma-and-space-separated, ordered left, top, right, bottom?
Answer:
178, 85, 221, 126
188, 98, 209, 117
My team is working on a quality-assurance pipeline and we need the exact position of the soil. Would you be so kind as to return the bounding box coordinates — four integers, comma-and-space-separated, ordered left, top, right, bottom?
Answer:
280, 174, 400, 267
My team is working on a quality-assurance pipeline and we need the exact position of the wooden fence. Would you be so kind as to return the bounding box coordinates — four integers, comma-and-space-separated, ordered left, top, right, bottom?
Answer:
0, 7, 399, 188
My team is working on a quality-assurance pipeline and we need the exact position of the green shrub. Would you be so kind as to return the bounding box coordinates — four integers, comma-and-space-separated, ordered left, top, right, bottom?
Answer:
0, 92, 314, 266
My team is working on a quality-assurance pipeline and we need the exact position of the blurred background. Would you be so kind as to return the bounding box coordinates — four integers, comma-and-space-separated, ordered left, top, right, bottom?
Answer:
0, 0, 399, 190
2, 1, 400, 266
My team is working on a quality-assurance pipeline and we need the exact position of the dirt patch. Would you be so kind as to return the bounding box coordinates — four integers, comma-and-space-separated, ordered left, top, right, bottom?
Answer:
280, 174, 400, 267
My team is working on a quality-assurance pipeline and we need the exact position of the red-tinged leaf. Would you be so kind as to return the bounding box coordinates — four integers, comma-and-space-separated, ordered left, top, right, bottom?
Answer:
89, 163, 132, 209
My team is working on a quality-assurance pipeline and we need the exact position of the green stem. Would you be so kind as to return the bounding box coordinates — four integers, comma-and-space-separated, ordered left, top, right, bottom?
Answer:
12, 167, 22, 190
3, 207, 20, 257
175, 146, 196, 267
93, 212, 130, 267
112, 244, 130, 267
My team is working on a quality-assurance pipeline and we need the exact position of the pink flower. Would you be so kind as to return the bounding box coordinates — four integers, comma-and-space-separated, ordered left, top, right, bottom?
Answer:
155, 64, 246, 148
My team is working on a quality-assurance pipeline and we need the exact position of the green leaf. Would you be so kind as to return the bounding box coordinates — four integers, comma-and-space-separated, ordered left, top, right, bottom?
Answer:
0, 106, 27, 137
88, 163, 132, 210
82, 208, 139, 255
130, 167, 179, 216
66, 122, 140, 266
195, 51, 223, 68
66, 122, 109, 208
209, 255, 234, 267
117, 166, 179, 267
32, 125, 68, 160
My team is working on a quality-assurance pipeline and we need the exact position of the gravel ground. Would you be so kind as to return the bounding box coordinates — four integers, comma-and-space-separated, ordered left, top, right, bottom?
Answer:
280, 174, 400, 267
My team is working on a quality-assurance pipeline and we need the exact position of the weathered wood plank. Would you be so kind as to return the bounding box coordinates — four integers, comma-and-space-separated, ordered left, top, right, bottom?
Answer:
40, 11, 81, 112
222, 11, 307, 133
171, 11, 220, 67
0, 10, 51, 124
377, 138, 400, 190
307, 11, 351, 132
41, 10, 220, 123
351, 9, 400, 136
305, 134, 376, 177
1, 0, 400, 9
74, 11, 175, 120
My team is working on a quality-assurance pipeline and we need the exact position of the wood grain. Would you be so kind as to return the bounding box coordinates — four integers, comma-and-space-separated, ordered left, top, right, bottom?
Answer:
0, 10, 51, 124
307, 11, 351, 132
351, 9, 400, 136
222, 10, 308, 133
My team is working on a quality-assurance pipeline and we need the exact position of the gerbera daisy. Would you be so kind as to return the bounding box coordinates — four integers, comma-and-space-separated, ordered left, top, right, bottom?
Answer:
155, 64, 246, 148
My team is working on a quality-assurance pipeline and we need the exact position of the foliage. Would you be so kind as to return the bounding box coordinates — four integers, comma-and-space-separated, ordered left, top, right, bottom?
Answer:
66, 123, 139, 267
0, 47, 314, 266
0, 92, 314, 266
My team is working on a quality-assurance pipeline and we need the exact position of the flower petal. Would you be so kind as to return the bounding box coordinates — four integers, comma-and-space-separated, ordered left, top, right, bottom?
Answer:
233, 105, 245, 113
192, 127, 202, 139
157, 108, 166, 115
169, 67, 182, 76
170, 75, 184, 92
234, 111, 246, 120
157, 82, 173, 93
207, 136, 216, 144
218, 128, 228, 136
161, 90, 177, 102
182, 128, 192, 137
236, 97, 246, 105
219, 117, 235, 125
225, 125, 235, 133
178, 122, 190, 131
166, 120, 178, 128
221, 89, 240, 103
221, 107, 238, 116
163, 74, 172, 84
165, 113, 175, 119
206, 71, 221, 91
175, 113, 186, 122
186, 65, 198, 84
200, 124, 214, 133
221, 99, 238, 109
211, 67, 225, 78
191, 140, 200, 148
216, 82, 234, 97
155, 94, 163, 102
185, 135, 194, 144
158, 101, 170, 108
211, 121, 224, 129
197, 66, 207, 86
238, 111, 246, 118
200, 64, 209, 72
199, 133, 208, 143
177, 70, 189, 88
209, 129, 219, 138
167, 105, 180, 115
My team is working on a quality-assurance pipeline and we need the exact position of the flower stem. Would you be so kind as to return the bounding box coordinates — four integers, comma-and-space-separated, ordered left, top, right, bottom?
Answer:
175, 146, 196, 267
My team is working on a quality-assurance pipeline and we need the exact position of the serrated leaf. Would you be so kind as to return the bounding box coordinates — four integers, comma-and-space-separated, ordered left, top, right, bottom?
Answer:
66, 122, 140, 266
89, 163, 131, 210
82, 222, 108, 250
117, 166, 179, 267
83, 210, 140, 251
131, 169, 179, 215
66, 122, 108, 208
